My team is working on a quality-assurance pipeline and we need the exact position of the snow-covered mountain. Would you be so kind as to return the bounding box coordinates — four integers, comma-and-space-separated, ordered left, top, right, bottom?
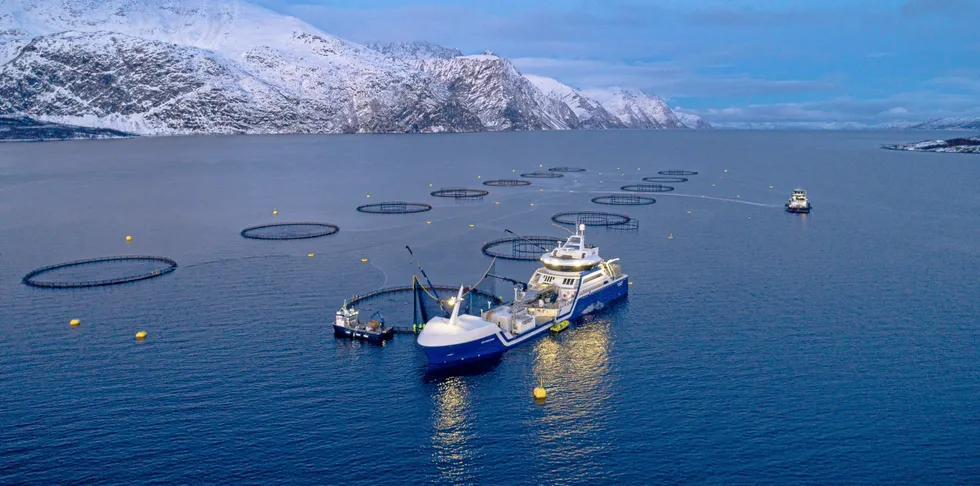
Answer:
580, 88, 686, 129
910, 117, 980, 130
0, 0, 703, 135
523, 74, 624, 129
673, 111, 711, 130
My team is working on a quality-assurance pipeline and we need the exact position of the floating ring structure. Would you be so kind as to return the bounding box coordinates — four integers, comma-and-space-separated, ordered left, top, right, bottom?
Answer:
548, 167, 586, 173
591, 194, 657, 206
483, 179, 531, 187
642, 176, 688, 183
481, 236, 564, 261
240, 222, 340, 240
621, 184, 675, 193
658, 170, 698, 176
430, 188, 489, 199
349, 285, 503, 308
23, 256, 178, 289
357, 202, 433, 214
521, 172, 564, 179
552, 211, 633, 227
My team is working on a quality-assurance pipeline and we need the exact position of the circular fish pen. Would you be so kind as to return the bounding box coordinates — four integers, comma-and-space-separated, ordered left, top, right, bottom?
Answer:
548, 167, 586, 173
591, 194, 657, 206
481, 236, 564, 261
23, 256, 178, 289
483, 179, 532, 187
356, 202, 433, 214
642, 176, 688, 183
521, 172, 564, 179
621, 184, 675, 193
430, 188, 489, 200
551, 211, 634, 228
240, 222, 340, 240
658, 170, 698, 176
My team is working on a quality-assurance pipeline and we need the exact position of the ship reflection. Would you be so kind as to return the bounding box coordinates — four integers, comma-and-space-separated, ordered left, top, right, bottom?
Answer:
430, 376, 476, 484
531, 317, 614, 461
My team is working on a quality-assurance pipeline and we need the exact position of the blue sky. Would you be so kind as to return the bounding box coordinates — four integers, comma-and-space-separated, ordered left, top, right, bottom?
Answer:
260, 0, 979, 124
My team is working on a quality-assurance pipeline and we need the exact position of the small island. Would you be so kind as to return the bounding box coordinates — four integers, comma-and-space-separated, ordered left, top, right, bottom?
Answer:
883, 135, 980, 154
1, 116, 133, 143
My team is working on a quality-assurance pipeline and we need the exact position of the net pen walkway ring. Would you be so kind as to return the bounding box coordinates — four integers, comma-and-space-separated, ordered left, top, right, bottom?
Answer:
642, 176, 688, 183
240, 222, 340, 240
547, 167, 586, 173
591, 194, 657, 206
481, 236, 564, 261
483, 179, 532, 187
23, 256, 178, 289
552, 211, 632, 227
430, 188, 490, 199
357, 202, 433, 214
621, 184, 675, 193
521, 172, 564, 179
658, 170, 699, 176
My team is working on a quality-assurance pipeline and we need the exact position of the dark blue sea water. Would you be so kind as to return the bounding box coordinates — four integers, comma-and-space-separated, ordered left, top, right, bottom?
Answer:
2, 131, 979, 484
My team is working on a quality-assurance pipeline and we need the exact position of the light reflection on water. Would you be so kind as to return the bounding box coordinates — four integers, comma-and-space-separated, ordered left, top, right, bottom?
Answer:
530, 317, 615, 473
430, 376, 477, 484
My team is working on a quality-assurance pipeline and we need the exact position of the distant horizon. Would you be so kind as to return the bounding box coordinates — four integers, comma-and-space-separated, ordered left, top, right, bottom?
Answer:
258, 0, 980, 126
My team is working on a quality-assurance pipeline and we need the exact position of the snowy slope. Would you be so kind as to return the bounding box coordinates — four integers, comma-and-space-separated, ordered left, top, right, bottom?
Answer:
674, 110, 711, 129
413, 52, 579, 131
581, 87, 686, 129
523, 74, 623, 129
366, 41, 462, 60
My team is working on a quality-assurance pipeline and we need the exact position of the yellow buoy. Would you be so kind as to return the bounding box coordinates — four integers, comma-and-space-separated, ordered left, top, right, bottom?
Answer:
429, 183, 433, 187
637, 168, 641, 171
69, 318, 81, 327
539, 164, 543, 168
477, 175, 481, 179
272, 208, 278, 216
616, 167, 620, 170
712, 183, 716, 187
361, 258, 369, 263
495, 201, 500, 205
533, 380, 547, 400
628, 281, 633, 286
426, 221, 431, 225
469, 224, 475, 228
125, 235, 132, 242
769, 185, 774, 189
308, 253, 314, 258
668, 233, 674, 240
687, 211, 692, 214
512, 169, 515, 172
365, 194, 371, 198
135, 331, 147, 340
724, 169, 728, 173
530, 203, 535, 207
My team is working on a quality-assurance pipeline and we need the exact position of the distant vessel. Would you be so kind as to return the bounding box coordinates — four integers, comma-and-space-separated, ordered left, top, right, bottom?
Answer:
785, 188, 811, 213
334, 302, 394, 343
417, 224, 628, 368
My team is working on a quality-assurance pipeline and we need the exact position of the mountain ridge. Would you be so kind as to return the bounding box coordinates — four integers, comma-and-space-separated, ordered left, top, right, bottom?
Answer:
0, 0, 707, 136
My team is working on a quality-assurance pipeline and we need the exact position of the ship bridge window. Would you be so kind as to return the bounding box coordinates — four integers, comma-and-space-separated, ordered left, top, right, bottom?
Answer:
562, 278, 576, 285
543, 276, 555, 283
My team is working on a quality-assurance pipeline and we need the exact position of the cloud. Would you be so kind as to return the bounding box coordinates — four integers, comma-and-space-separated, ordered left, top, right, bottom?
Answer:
685, 92, 980, 123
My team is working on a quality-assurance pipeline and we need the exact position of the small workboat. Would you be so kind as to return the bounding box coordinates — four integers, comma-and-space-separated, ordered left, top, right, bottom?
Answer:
334, 302, 394, 343
785, 188, 811, 213
550, 320, 570, 333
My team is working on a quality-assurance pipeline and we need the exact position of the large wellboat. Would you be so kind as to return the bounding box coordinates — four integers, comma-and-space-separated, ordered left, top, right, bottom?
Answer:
785, 188, 812, 213
417, 224, 628, 368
